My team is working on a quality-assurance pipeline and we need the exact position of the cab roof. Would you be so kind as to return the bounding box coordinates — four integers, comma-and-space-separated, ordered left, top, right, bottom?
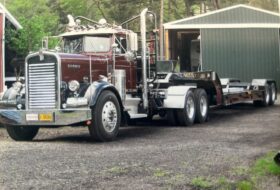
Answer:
60, 27, 133, 37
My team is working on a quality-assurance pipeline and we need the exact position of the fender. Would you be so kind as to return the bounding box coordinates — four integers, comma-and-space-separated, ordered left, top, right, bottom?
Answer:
84, 81, 123, 109
251, 79, 268, 92
163, 85, 196, 109
251, 79, 268, 87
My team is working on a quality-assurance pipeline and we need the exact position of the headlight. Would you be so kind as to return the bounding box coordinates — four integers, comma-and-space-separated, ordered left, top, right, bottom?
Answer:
68, 80, 80, 92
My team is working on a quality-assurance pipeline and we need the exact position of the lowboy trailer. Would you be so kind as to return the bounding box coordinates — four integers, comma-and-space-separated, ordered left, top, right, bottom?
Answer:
0, 9, 277, 141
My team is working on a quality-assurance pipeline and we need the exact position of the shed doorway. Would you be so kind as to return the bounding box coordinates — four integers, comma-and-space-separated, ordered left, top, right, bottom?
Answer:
168, 30, 200, 72
180, 32, 200, 72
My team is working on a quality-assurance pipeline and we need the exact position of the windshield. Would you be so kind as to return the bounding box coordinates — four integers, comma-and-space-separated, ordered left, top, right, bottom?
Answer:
63, 37, 83, 53
63, 36, 111, 53
84, 36, 111, 52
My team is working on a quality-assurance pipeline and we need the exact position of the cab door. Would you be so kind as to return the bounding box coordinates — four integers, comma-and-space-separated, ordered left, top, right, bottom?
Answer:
114, 35, 136, 90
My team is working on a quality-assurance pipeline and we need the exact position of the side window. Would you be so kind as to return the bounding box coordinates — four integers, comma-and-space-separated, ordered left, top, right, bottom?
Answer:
115, 36, 127, 54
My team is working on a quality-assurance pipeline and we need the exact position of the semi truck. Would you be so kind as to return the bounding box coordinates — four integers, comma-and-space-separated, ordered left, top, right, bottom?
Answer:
0, 9, 277, 142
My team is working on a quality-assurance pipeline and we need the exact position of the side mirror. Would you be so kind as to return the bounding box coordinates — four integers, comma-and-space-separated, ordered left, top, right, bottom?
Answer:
115, 48, 121, 54
42, 37, 48, 50
125, 51, 135, 61
112, 43, 121, 54
129, 32, 138, 51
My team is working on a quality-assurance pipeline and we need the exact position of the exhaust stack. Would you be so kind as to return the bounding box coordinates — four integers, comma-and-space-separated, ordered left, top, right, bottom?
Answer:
140, 8, 148, 109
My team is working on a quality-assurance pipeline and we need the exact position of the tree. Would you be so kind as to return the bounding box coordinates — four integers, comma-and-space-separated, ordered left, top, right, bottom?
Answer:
4, 0, 59, 56
249, 0, 278, 11
6, 15, 56, 56
212, 0, 220, 9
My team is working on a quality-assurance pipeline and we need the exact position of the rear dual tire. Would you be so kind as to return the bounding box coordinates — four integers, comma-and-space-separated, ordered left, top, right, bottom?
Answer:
254, 83, 276, 106
194, 89, 209, 124
177, 91, 196, 126
269, 83, 277, 106
169, 89, 209, 127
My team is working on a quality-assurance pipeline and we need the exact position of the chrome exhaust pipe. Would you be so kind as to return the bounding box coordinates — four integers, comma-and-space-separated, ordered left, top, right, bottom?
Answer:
140, 8, 148, 109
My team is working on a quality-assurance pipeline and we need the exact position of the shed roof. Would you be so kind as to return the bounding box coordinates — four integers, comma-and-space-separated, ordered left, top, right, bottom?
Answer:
164, 4, 280, 29
0, 3, 22, 30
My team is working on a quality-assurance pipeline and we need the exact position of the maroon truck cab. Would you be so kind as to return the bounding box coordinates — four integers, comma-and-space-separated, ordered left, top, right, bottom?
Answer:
58, 31, 138, 91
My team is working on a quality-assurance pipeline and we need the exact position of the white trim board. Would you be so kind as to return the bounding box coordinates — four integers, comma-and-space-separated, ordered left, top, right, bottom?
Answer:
0, 3, 22, 29
164, 4, 280, 28
165, 24, 280, 29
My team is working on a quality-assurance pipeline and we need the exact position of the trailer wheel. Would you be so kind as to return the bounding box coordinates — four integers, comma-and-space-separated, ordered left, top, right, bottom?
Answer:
269, 83, 277, 106
6, 125, 39, 141
254, 85, 270, 107
194, 89, 209, 123
89, 90, 121, 142
177, 90, 196, 126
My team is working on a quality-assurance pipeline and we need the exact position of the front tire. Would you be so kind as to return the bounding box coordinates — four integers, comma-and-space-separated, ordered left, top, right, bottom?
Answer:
177, 90, 196, 126
89, 90, 121, 142
6, 125, 39, 141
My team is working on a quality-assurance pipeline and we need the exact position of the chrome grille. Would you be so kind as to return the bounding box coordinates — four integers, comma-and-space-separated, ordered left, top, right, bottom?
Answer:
28, 62, 57, 109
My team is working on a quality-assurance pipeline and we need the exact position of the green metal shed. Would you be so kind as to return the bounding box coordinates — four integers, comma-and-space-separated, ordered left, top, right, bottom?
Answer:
164, 4, 280, 89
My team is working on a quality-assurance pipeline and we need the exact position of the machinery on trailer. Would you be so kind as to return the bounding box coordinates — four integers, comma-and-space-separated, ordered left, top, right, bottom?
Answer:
0, 9, 277, 141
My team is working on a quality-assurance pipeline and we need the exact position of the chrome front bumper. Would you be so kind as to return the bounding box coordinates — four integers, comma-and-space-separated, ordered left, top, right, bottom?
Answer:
0, 108, 91, 126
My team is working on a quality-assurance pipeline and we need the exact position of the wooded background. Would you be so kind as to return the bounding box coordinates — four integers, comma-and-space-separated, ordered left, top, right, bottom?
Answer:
2, 0, 279, 56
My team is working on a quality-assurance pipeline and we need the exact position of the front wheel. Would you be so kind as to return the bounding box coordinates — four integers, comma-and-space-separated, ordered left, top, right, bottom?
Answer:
6, 125, 39, 141
177, 90, 196, 126
89, 90, 121, 142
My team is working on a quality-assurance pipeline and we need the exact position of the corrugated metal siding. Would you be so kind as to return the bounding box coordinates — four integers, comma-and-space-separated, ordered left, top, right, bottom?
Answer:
175, 7, 280, 25
201, 28, 280, 89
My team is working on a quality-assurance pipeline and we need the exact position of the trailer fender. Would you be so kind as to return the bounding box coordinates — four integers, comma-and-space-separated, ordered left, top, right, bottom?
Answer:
251, 79, 268, 88
85, 81, 123, 109
251, 79, 277, 95
163, 85, 196, 109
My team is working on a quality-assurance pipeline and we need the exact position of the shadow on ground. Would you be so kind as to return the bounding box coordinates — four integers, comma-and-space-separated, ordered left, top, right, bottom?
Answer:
6, 103, 280, 143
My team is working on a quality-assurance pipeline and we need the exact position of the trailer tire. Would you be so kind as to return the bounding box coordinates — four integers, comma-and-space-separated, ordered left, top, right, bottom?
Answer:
253, 85, 270, 107
167, 110, 178, 126
89, 90, 121, 142
269, 83, 276, 106
194, 89, 209, 123
6, 125, 39, 141
177, 90, 196, 126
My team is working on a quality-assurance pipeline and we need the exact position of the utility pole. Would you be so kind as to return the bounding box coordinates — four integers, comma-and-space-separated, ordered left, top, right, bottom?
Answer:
160, 0, 164, 60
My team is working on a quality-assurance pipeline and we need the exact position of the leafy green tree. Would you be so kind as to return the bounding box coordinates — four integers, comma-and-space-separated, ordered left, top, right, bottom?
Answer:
4, 0, 58, 56
6, 15, 53, 56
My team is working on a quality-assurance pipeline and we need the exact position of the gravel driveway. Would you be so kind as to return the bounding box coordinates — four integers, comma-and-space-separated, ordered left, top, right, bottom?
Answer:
0, 99, 280, 189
